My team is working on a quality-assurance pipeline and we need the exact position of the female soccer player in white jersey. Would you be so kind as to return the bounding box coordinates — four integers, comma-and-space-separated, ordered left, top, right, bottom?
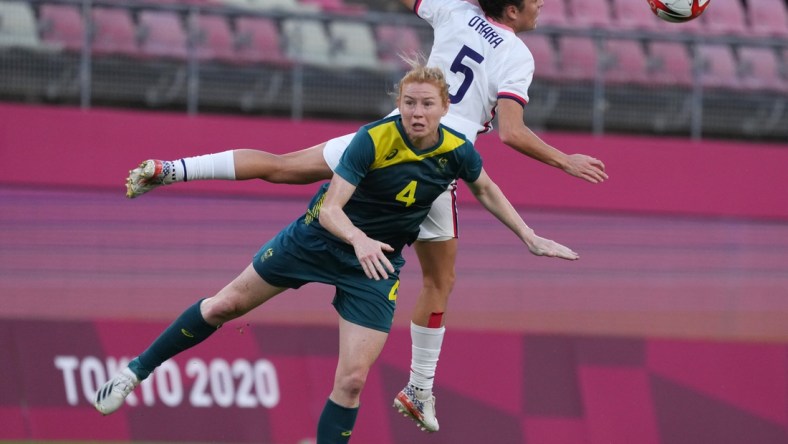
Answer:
123, 0, 607, 433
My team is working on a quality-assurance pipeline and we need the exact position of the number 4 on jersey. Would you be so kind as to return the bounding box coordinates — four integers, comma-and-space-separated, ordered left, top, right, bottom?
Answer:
396, 180, 418, 207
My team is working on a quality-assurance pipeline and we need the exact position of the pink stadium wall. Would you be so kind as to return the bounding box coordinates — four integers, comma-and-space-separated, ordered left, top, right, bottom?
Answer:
1, 103, 787, 443
1, 102, 787, 220
1, 319, 786, 444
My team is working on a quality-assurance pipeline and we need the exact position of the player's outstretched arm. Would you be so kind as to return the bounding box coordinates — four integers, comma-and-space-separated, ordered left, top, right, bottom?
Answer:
465, 169, 579, 261
496, 99, 608, 184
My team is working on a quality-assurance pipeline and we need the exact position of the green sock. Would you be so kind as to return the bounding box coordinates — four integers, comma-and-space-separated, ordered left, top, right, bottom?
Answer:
128, 299, 217, 380
316, 398, 358, 443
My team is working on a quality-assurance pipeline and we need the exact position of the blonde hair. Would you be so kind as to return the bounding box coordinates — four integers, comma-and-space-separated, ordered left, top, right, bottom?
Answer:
396, 53, 450, 105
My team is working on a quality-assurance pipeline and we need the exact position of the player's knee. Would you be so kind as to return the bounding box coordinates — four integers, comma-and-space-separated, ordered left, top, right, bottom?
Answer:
423, 268, 455, 296
258, 153, 290, 183
335, 369, 369, 400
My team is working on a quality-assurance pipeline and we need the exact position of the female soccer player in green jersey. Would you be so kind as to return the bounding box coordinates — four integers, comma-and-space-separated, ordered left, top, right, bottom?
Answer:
97, 63, 578, 443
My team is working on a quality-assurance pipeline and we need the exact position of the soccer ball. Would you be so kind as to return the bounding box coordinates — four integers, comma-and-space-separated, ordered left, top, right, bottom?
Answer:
648, 0, 711, 23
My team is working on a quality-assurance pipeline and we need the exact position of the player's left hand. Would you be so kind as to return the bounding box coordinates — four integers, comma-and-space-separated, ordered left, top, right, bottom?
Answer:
353, 236, 396, 280
564, 154, 608, 184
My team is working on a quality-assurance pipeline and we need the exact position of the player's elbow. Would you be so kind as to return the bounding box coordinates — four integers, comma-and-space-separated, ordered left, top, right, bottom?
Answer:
497, 126, 520, 148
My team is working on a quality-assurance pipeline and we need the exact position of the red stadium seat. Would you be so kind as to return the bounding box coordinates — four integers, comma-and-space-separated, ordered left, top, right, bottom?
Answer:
91, 7, 140, 58
737, 46, 787, 93
555, 35, 599, 82
702, 0, 748, 36
566, 0, 614, 29
537, 0, 570, 27
137, 10, 189, 60
375, 24, 423, 70
747, 0, 788, 38
300, 0, 367, 15
234, 16, 290, 66
39, 4, 84, 52
520, 33, 558, 80
647, 41, 693, 88
193, 14, 236, 63
609, 0, 662, 31
697, 44, 741, 90
602, 39, 650, 85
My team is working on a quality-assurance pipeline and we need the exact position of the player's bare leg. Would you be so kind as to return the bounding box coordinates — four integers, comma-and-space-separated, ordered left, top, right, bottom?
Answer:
411, 239, 456, 327
125, 143, 332, 198
234, 143, 332, 183
394, 238, 456, 433
318, 318, 387, 441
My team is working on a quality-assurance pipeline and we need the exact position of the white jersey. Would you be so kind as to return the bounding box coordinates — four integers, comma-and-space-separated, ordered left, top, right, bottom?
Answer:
323, 0, 536, 240
416, 0, 535, 144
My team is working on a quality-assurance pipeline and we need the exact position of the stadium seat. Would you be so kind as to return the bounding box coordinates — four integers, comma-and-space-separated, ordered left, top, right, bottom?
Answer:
300, 0, 367, 15
555, 35, 599, 82
747, 0, 788, 38
91, 7, 140, 58
737, 46, 786, 93
697, 44, 741, 90
328, 20, 379, 69
646, 41, 693, 88
519, 33, 558, 80
39, 4, 85, 52
565, 0, 614, 29
602, 39, 650, 85
234, 16, 290, 66
137, 10, 189, 60
608, 0, 667, 31
702, 0, 748, 36
537, 0, 569, 27
193, 14, 237, 63
230, 0, 319, 12
0, 1, 46, 50
281, 18, 332, 67
375, 24, 422, 71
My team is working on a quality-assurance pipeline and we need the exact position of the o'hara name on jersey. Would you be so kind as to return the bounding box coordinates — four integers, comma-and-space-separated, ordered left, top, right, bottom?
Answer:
468, 16, 504, 48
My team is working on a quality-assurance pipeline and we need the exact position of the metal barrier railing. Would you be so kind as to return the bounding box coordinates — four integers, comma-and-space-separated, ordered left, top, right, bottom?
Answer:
1, 0, 787, 140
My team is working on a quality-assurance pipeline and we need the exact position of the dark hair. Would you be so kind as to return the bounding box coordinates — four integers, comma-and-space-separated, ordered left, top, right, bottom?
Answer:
478, 0, 525, 19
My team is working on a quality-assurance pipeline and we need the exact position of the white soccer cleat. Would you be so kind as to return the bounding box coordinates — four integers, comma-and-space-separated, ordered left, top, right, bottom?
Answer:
125, 159, 173, 199
94, 367, 140, 415
393, 385, 439, 433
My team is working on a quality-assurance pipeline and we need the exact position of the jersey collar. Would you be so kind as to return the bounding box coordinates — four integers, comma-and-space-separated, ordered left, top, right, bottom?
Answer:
396, 118, 445, 155
485, 15, 514, 33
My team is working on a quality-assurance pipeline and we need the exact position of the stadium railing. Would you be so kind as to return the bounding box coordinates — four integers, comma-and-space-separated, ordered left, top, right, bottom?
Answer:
0, 0, 786, 140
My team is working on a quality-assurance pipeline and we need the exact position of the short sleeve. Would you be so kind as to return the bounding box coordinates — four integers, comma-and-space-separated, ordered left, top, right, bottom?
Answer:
459, 142, 483, 183
497, 42, 535, 106
334, 129, 375, 186
415, 0, 463, 28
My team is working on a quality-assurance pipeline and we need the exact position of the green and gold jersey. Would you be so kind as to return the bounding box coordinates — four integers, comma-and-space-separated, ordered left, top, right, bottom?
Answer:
303, 115, 483, 253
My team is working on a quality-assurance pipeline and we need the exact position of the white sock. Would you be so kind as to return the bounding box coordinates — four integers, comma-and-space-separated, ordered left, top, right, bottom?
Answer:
409, 321, 445, 397
176, 151, 237, 182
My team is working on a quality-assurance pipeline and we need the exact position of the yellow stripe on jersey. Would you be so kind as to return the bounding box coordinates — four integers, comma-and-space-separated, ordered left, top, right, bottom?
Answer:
367, 122, 468, 171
